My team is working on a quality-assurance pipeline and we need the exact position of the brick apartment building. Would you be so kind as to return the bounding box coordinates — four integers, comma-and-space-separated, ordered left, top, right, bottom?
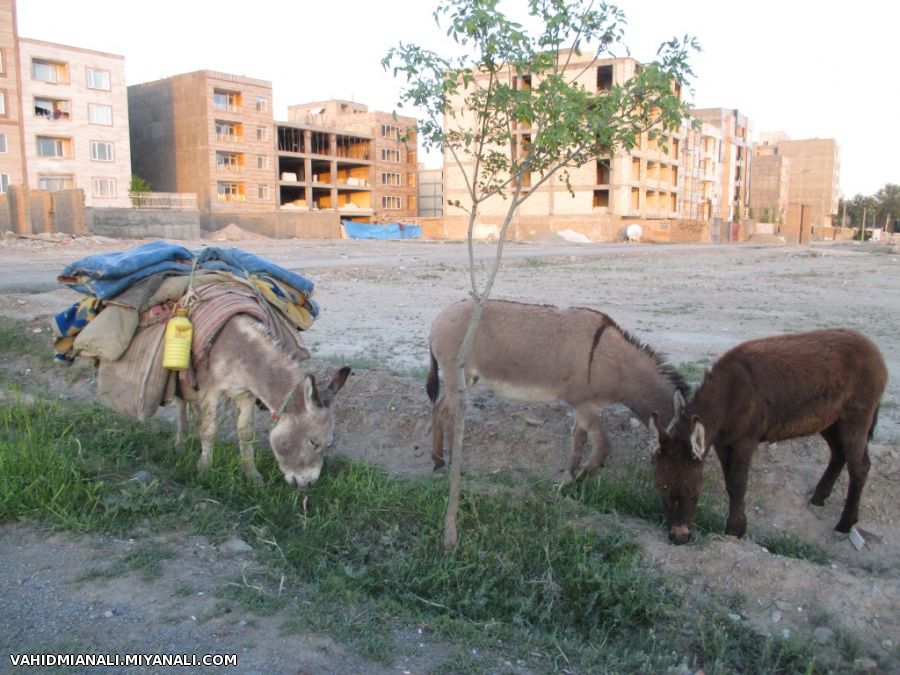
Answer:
129, 76, 419, 237
0, 0, 132, 212
690, 108, 752, 223
441, 52, 685, 241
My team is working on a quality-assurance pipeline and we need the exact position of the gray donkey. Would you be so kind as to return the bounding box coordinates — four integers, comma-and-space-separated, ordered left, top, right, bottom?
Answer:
427, 298, 689, 477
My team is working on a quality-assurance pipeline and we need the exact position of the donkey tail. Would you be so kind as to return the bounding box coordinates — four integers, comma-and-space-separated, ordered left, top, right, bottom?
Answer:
869, 405, 880, 441
426, 346, 440, 404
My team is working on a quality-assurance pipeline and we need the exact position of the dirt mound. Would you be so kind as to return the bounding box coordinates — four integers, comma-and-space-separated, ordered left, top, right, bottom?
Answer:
204, 224, 270, 242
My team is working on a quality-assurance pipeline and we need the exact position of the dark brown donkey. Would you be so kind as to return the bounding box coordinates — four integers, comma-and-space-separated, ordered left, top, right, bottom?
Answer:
428, 298, 689, 477
650, 328, 887, 545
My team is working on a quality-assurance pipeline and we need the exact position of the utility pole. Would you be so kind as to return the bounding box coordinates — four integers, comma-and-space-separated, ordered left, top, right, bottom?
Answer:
861, 206, 867, 241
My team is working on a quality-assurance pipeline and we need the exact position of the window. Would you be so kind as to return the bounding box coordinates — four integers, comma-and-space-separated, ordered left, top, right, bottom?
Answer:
215, 151, 243, 172
0, 174, 8, 194
36, 136, 73, 158
596, 65, 613, 91
92, 178, 116, 198
0, 133, 6, 153
32, 59, 69, 83
38, 174, 75, 191
255, 96, 268, 113
257, 185, 270, 200
381, 148, 400, 163
86, 68, 111, 91
217, 181, 245, 201
213, 89, 240, 111
215, 120, 242, 142
380, 172, 401, 186
88, 103, 113, 125
382, 195, 401, 209
380, 124, 399, 138
0, 49, 5, 76
0, 91, 5, 116
34, 97, 70, 119
90, 141, 114, 161
257, 154, 268, 170
256, 126, 268, 142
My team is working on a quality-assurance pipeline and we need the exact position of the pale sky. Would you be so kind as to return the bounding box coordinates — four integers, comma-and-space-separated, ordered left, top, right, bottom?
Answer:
17, 0, 897, 197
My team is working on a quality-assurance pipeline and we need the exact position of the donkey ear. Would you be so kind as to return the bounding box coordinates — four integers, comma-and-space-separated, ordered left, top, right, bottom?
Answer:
304, 374, 323, 409
689, 415, 707, 461
673, 389, 686, 420
328, 366, 351, 396
648, 411, 664, 457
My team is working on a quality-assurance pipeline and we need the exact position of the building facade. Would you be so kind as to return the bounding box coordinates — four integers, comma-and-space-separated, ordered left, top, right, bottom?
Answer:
748, 148, 790, 228
128, 70, 275, 230
0, 0, 131, 209
754, 134, 840, 242
287, 100, 418, 224
679, 120, 723, 223
690, 108, 751, 223
441, 53, 683, 241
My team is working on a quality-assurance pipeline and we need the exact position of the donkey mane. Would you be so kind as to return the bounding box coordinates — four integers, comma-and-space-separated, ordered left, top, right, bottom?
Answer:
244, 315, 309, 369
605, 317, 690, 396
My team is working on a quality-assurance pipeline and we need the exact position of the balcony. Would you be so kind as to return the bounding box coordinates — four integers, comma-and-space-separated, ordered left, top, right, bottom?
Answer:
215, 133, 243, 144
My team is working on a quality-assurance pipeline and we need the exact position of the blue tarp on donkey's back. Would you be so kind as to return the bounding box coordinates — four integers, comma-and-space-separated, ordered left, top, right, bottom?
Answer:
342, 221, 422, 240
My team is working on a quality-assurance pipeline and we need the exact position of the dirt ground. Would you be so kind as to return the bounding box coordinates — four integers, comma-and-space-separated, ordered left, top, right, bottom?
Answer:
0, 231, 898, 673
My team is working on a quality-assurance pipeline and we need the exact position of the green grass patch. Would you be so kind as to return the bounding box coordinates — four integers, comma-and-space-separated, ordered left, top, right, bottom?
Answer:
756, 532, 831, 565
0, 397, 828, 673
0, 316, 39, 357
80, 541, 176, 582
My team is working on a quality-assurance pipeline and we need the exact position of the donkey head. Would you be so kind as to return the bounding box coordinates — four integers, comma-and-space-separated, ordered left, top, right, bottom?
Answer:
269, 366, 351, 488
649, 390, 709, 545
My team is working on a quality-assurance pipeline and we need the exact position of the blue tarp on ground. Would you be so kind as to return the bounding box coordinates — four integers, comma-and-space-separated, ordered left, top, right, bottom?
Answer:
342, 221, 422, 240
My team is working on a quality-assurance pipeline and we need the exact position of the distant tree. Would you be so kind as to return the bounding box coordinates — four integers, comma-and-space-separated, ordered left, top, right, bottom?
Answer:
760, 207, 771, 224
874, 183, 900, 231
129, 175, 152, 207
385, 0, 697, 550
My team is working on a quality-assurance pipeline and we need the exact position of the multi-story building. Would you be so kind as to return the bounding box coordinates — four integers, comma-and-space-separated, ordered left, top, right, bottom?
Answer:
441, 52, 683, 241
18, 39, 131, 207
417, 167, 443, 218
275, 118, 375, 228
754, 133, 840, 243
748, 142, 790, 228
679, 120, 723, 223
690, 108, 751, 223
129, 81, 419, 236
287, 100, 418, 224
0, 0, 131, 208
0, 0, 26, 194
128, 70, 276, 230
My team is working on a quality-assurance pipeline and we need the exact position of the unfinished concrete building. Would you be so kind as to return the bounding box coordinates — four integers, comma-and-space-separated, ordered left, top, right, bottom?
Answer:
287, 100, 417, 225
754, 134, 840, 243
690, 108, 751, 223
440, 53, 683, 241
275, 119, 375, 228
679, 120, 723, 223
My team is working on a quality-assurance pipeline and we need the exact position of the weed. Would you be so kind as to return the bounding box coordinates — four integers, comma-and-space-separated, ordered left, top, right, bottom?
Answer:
0, 316, 38, 356
756, 532, 830, 565
677, 359, 711, 383
80, 542, 175, 582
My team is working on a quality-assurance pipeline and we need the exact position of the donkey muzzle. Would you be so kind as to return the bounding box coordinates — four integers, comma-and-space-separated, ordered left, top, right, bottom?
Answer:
668, 525, 692, 545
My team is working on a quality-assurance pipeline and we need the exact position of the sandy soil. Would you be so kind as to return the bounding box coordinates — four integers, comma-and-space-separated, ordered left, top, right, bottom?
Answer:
0, 231, 897, 672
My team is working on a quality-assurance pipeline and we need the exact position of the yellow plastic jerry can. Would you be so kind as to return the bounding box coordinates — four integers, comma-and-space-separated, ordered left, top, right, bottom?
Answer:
162, 307, 193, 370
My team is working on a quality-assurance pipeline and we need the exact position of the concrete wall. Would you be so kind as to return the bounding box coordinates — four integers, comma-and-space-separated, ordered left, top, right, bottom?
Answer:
202, 209, 341, 239
89, 207, 200, 239
0, 187, 85, 234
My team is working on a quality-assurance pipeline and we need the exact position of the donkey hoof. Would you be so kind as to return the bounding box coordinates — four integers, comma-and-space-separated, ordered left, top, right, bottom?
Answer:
432, 458, 446, 471
810, 495, 826, 507
834, 519, 855, 534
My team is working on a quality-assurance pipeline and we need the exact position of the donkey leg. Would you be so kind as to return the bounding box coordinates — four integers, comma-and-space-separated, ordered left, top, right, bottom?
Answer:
575, 408, 610, 477
431, 396, 447, 470
235, 393, 264, 484
811, 423, 847, 506
722, 443, 754, 538
195, 394, 220, 474
568, 423, 588, 477
175, 398, 189, 451
835, 437, 870, 533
